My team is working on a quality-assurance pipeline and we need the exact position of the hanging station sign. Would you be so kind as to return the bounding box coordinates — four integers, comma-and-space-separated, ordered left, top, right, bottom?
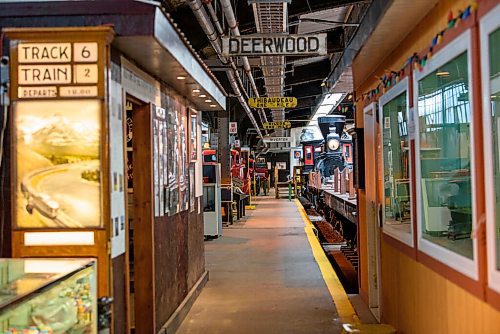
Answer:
263, 121, 292, 130
248, 96, 297, 109
263, 136, 292, 143
222, 34, 327, 56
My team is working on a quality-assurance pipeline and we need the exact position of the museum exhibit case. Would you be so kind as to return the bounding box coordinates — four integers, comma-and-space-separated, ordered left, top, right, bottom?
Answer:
0, 258, 97, 334
5, 27, 118, 300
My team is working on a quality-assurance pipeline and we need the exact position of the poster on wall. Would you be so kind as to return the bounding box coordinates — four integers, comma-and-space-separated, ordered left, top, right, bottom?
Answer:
125, 99, 134, 190
189, 165, 195, 213
276, 162, 287, 170
293, 150, 302, 160
153, 114, 160, 217
158, 107, 168, 216
167, 96, 180, 215
15, 100, 102, 228
190, 110, 198, 162
179, 104, 189, 212
110, 78, 126, 257
154, 105, 167, 217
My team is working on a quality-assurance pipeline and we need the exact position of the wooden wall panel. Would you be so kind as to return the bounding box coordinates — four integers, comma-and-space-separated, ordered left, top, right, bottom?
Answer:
187, 201, 205, 290
154, 213, 177, 333
381, 240, 500, 334
355, 1, 500, 332
112, 254, 127, 334
154, 201, 204, 333
175, 211, 189, 307
356, 190, 369, 302
0, 120, 11, 258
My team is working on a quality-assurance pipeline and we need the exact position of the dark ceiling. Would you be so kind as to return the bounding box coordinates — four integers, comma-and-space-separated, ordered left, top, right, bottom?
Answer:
162, 0, 369, 138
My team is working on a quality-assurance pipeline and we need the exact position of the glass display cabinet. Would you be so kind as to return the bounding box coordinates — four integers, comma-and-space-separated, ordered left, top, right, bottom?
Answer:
0, 258, 97, 334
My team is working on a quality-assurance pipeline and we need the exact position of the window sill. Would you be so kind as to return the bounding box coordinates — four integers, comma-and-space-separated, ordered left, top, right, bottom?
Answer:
382, 221, 413, 247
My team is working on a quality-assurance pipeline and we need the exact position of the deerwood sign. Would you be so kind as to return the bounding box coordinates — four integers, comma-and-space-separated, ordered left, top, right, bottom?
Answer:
222, 34, 327, 56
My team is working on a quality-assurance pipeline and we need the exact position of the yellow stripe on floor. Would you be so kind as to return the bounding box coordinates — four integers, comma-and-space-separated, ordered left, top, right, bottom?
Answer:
295, 198, 360, 325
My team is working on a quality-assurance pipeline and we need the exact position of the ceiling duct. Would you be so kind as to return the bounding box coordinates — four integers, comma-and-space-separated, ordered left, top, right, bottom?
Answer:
187, 0, 266, 143
251, 0, 288, 136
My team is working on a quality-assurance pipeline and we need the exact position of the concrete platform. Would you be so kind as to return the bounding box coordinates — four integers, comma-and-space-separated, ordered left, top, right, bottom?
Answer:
177, 195, 344, 334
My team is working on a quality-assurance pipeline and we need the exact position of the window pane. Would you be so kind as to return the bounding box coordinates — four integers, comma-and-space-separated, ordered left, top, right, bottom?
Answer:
489, 27, 500, 270
417, 51, 473, 259
382, 92, 411, 234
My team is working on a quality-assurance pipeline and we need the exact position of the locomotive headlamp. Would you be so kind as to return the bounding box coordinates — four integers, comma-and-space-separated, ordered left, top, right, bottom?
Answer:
327, 138, 340, 151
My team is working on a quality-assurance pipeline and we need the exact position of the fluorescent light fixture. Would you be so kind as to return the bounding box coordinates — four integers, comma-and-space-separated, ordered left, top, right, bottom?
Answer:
307, 93, 344, 126
24, 231, 95, 246
210, 104, 217, 108
205, 99, 212, 103
193, 89, 201, 93
177, 76, 187, 80
199, 94, 207, 98
436, 71, 450, 77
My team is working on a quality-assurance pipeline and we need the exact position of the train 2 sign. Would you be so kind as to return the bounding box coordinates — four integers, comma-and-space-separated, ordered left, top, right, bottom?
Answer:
222, 34, 327, 56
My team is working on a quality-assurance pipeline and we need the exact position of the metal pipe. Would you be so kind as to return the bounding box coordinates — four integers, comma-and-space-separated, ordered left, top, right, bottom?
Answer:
204, 0, 269, 133
187, 0, 265, 141
217, 0, 269, 125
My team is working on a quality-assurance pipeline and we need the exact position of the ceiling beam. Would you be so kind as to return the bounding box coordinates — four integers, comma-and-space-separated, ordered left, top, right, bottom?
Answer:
288, 0, 371, 19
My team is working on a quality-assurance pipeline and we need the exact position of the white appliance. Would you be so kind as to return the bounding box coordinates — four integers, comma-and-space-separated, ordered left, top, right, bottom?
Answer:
203, 163, 222, 237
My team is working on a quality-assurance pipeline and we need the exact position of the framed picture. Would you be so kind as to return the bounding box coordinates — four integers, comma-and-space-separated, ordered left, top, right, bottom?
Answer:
14, 100, 102, 228
189, 109, 198, 162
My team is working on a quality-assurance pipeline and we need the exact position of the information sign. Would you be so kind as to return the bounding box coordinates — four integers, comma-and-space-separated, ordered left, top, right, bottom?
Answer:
263, 136, 292, 143
14, 41, 100, 99
248, 97, 297, 109
263, 121, 292, 129
222, 34, 327, 56
229, 122, 238, 134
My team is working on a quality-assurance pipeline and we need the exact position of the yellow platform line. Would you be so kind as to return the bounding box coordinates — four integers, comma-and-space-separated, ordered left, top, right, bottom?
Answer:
295, 199, 360, 325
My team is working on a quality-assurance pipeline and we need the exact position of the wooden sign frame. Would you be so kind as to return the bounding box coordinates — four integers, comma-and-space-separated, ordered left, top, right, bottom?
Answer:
6, 27, 115, 297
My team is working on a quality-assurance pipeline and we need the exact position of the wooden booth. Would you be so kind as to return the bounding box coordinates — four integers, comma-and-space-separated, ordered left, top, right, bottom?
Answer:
5, 26, 123, 329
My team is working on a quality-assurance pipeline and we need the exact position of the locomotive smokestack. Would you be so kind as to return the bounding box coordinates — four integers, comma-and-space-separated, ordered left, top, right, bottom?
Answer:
317, 115, 345, 140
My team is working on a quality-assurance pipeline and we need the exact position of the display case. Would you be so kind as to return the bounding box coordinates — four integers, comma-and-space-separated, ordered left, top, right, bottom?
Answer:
0, 258, 97, 334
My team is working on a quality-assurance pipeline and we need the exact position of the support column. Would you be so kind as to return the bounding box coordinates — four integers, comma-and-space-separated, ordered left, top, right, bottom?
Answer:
217, 111, 231, 185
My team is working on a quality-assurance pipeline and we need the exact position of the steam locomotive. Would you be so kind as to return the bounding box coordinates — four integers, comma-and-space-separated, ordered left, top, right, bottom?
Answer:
300, 115, 353, 177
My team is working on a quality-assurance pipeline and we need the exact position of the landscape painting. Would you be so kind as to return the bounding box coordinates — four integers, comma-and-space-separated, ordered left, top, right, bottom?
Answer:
15, 100, 102, 228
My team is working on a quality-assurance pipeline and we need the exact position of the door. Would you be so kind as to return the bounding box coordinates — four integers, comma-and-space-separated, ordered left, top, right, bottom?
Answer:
363, 102, 382, 320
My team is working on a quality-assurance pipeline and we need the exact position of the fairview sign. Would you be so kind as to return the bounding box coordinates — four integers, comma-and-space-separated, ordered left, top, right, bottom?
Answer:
263, 121, 292, 130
248, 97, 297, 109
222, 34, 327, 56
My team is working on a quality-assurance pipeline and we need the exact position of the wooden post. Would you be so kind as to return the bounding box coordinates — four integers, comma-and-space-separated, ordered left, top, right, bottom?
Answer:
334, 168, 339, 192
132, 104, 156, 334
340, 168, 347, 194
348, 170, 356, 199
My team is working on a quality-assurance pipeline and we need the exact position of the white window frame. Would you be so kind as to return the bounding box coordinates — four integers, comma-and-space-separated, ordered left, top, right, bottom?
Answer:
413, 29, 479, 280
480, 4, 500, 293
378, 77, 414, 247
